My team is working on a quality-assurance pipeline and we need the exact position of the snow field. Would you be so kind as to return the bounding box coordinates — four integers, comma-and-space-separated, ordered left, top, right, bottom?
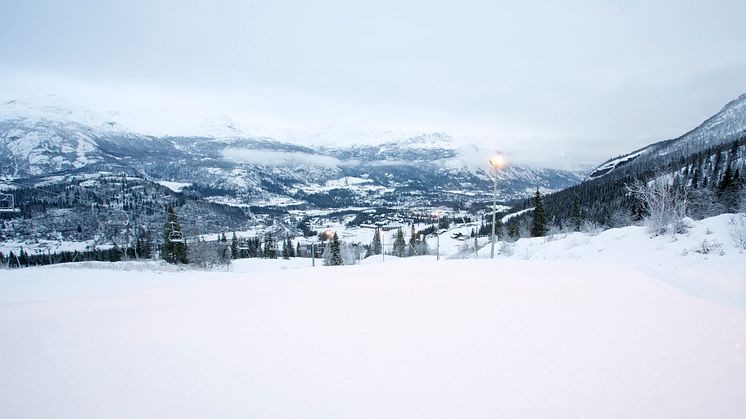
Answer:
483, 214, 746, 309
1, 214, 745, 418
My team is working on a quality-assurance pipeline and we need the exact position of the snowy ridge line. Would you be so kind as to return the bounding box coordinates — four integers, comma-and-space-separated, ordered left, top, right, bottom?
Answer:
501, 207, 534, 224
586, 147, 650, 179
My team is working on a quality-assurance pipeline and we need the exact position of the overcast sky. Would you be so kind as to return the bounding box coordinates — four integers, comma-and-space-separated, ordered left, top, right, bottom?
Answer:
1, 0, 745, 167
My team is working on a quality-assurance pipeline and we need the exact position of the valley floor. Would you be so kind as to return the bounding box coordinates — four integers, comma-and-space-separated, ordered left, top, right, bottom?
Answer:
1, 215, 745, 418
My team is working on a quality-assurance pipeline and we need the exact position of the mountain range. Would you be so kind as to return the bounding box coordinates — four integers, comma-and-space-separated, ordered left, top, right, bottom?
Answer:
1, 93, 744, 245
0, 97, 584, 210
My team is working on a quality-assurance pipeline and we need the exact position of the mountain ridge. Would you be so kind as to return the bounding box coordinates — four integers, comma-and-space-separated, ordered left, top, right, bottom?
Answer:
0, 98, 584, 207
588, 92, 746, 180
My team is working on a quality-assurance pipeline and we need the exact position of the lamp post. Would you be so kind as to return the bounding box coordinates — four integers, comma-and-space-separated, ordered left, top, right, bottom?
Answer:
380, 228, 385, 262
433, 210, 441, 261
489, 154, 505, 259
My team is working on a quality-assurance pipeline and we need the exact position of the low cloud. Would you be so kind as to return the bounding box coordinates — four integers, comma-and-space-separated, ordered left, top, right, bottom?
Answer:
222, 148, 341, 168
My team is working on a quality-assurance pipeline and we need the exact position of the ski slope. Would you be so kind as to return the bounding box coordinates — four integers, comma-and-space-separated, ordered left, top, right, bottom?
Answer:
1, 216, 745, 418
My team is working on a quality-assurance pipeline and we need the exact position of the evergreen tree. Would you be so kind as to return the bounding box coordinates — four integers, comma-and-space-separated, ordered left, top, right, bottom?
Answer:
714, 151, 724, 179
393, 228, 406, 257
718, 164, 735, 193
282, 236, 291, 259
109, 244, 121, 262
162, 207, 188, 264
730, 139, 740, 160
263, 233, 276, 259
296, 242, 301, 257
8, 251, 17, 268
631, 197, 646, 222
691, 167, 700, 189
571, 194, 582, 231
367, 228, 382, 257
231, 232, 238, 260
328, 232, 343, 266
248, 238, 259, 258
718, 164, 738, 212
507, 222, 519, 239
408, 225, 417, 256
219, 240, 231, 265
530, 189, 548, 237
416, 235, 430, 256
18, 248, 28, 267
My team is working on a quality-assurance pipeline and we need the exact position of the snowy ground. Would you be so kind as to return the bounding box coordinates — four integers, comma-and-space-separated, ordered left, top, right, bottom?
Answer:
1, 215, 745, 418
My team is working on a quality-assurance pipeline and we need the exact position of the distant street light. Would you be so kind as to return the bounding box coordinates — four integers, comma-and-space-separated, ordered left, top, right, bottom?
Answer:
432, 210, 441, 261
313, 228, 334, 267
489, 154, 505, 259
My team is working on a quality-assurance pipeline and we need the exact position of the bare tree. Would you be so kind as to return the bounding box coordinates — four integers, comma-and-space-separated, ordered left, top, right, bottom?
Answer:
627, 177, 688, 235
187, 238, 231, 270
729, 214, 746, 250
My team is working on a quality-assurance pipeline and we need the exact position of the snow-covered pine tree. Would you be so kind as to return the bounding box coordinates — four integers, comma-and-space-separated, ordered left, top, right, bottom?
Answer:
571, 194, 582, 231
530, 189, 547, 237
367, 228, 382, 256
329, 232, 343, 266
282, 236, 290, 259
392, 228, 406, 257
231, 232, 238, 260
263, 233, 276, 259
408, 225, 417, 256
718, 163, 739, 212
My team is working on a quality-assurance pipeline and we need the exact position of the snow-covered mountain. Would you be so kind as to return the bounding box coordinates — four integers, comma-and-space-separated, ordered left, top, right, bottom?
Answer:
588, 93, 746, 180
0, 97, 583, 208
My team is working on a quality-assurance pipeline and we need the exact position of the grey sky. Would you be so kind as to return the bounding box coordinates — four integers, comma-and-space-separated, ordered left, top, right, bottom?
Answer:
1, 0, 745, 168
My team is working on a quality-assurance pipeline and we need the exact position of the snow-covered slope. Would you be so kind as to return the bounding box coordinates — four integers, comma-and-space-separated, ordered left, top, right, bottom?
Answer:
1, 214, 744, 419
588, 92, 746, 180
484, 213, 746, 307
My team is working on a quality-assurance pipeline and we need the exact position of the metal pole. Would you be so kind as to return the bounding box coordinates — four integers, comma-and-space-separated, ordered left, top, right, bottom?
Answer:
436, 213, 440, 261
382, 229, 385, 262
490, 167, 498, 259
312, 243, 315, 267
